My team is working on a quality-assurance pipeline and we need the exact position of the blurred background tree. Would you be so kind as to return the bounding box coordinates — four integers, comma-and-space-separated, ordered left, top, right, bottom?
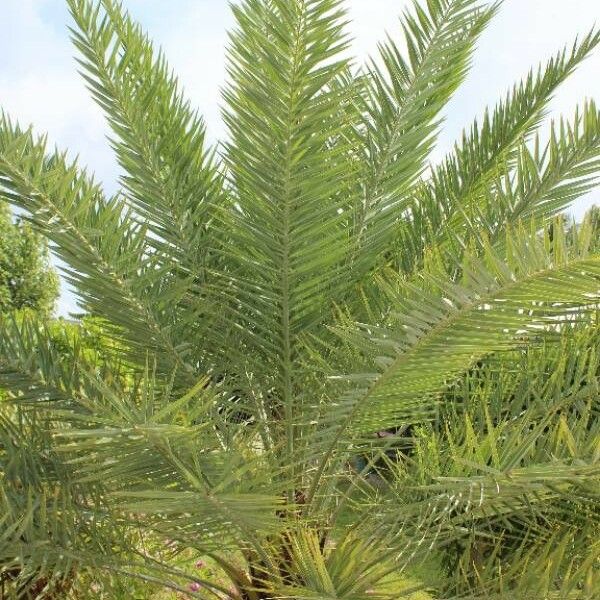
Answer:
0, 203, 59, 315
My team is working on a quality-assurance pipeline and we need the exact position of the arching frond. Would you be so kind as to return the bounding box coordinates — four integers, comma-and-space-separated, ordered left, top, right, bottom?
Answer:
324, 219, 600, 442
398, 31, 600, 272
0, 117, 194, 378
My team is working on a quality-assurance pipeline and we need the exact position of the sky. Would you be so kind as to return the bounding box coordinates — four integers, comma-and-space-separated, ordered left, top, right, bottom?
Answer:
1, 0, 599, 316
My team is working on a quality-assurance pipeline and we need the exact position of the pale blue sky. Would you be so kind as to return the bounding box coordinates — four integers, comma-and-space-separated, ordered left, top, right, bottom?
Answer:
1, 0, 599, 316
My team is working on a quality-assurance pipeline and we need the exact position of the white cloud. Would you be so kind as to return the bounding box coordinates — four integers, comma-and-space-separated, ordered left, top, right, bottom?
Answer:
1, 0, 599, 316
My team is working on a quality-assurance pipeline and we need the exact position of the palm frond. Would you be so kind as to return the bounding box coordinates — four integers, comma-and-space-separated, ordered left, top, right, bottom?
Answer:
219, 0, 357, 434
376, 317, 600, 596
398, 31, 600, 272
351, 0, 497, 270
0, 399, 128, 599
0, 117, 193, 377
68, 0, 224, 274
325, 218, 600, 441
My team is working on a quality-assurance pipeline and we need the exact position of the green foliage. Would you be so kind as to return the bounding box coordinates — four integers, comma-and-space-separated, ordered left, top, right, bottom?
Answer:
390, 320, 600, 596
0, 203, 59, 315
1, 1, 600, 599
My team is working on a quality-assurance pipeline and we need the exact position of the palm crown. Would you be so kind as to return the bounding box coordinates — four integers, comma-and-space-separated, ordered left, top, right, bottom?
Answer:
1, 0, 600, 598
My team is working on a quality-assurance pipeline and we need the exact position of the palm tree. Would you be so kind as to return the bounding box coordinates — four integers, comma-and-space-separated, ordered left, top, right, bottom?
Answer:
1, 0, 599, 597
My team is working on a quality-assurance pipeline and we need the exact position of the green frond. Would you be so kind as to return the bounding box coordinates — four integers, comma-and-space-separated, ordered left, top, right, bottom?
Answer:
410, 102, 600, 273
67, 0, 225, 278
351, 0, 497, 269
0, 117, 193, 378
399, 31, 600, 272
440, 28, 599, 198
220, 0, 357, 437
52, 375, 286, 555
0, 315, 74, 405
272, 528, 430, 600
406, 462, 600, 597
333, 220, 600, 437
0, 399, 129, 599
375, 318, 600, 596
515, 101, 600, 220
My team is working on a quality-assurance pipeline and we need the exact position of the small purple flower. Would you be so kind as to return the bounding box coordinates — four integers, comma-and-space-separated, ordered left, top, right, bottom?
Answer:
195, 559, 206, 568
189, 582, 202, 592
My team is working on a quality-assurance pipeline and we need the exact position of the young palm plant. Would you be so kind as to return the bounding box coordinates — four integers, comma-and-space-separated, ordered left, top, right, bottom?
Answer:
1, 0, 600, 598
